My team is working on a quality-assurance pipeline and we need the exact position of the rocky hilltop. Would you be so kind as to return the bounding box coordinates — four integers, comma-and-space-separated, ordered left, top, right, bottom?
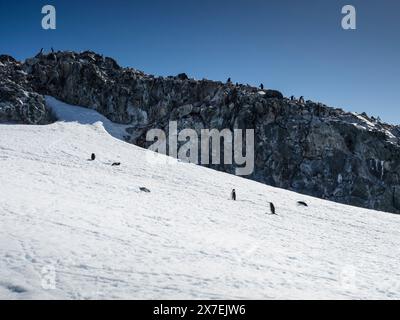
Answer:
1, 51, 400, 213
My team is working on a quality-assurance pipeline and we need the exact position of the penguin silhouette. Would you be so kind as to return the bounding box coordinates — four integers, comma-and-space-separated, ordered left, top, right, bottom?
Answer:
35, 48, 44, 58
297, 201, 308, 207
269, 202, 276, 215
231, 189, 236, 201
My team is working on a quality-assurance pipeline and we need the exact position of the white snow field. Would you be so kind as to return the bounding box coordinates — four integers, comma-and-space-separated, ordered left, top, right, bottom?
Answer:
1, 97, 400, 300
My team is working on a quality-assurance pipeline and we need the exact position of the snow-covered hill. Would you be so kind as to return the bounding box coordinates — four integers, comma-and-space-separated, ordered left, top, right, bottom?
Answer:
1, 98, 400, 300
3, 51, 400, 214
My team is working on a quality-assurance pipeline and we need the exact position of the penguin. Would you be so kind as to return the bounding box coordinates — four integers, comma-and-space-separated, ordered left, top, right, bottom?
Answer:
111, 162, 121, 166
290, 95, 295, 101
227, 77, 232, 84
90, 153, 96, 161
269, 202, 276, 215
231, 189, 236, 201
299, 96, 305, 104
260, 83, 264, 90
297, 201, 308, 207
35, 48, 44, 58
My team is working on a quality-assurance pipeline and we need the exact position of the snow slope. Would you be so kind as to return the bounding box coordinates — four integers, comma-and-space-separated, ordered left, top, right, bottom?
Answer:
1, 98, 400, 300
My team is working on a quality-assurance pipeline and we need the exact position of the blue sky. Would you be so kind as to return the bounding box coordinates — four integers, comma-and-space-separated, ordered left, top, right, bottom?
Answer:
1, 0, 399, 124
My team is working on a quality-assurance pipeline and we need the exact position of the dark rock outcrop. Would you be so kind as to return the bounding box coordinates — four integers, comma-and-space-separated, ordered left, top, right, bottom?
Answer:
0, 55, 53, 124
1, 50, 400, 214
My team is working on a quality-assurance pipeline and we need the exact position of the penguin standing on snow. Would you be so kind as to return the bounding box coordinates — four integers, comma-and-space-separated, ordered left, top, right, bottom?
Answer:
269, 202, 276, 215
231, 189, 236, 201
90, 153, 96, 161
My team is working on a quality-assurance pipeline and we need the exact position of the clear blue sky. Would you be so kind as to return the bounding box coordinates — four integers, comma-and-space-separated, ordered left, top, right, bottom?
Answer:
1, 0, 399, 124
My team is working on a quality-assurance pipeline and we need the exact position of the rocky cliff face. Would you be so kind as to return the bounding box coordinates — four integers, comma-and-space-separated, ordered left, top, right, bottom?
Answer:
2, 50, 400, 213
0, 55, 53, 124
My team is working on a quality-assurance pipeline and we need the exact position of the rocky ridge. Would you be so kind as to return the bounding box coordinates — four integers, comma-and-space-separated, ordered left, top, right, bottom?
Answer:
1, 50, 400, 213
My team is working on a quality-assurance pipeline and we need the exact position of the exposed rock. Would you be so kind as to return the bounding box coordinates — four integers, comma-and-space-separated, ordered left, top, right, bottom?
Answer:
177, 73, 189, 81
0, 56, 53, 124
1, 50, 400, 214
